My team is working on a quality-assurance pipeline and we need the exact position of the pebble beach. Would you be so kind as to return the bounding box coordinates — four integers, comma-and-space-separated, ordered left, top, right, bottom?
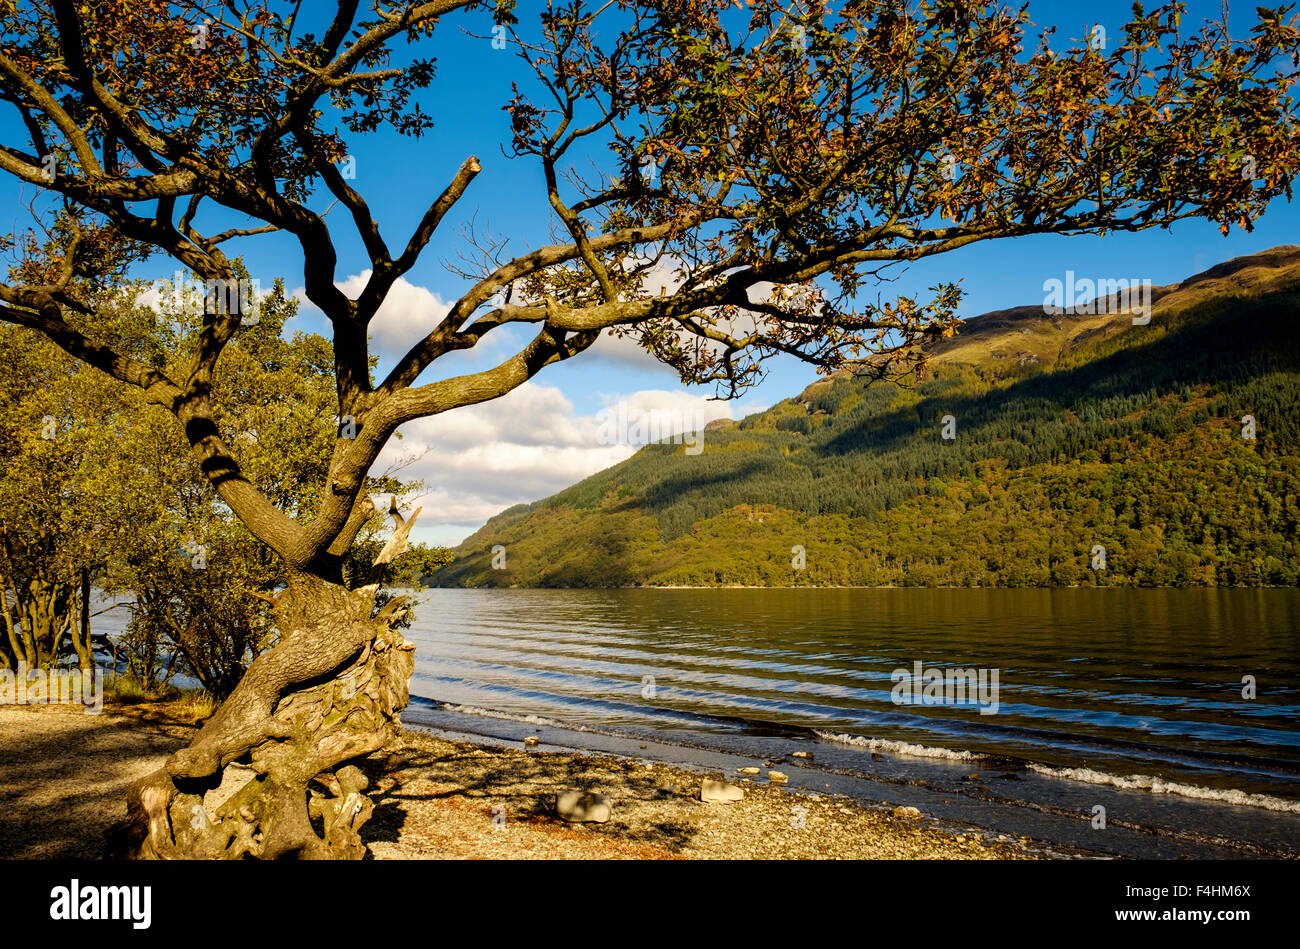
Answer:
0, 701, 1039, 860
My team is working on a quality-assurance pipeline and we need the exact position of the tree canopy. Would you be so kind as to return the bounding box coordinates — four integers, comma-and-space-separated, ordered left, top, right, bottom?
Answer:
0, 0, 1295, 582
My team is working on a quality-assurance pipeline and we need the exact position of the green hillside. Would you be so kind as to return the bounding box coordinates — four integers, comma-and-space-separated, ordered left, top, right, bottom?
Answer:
432, 247, 1300, 588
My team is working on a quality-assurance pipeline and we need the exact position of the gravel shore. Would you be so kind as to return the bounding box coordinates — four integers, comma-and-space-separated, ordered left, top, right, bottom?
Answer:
0, 701, 1039, 860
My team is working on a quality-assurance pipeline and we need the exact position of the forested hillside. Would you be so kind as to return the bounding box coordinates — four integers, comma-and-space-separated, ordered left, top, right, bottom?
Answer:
433, 247, 1300, 588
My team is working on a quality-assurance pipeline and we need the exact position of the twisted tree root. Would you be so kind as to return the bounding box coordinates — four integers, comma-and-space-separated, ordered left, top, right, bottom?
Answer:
107, 575, 415, 860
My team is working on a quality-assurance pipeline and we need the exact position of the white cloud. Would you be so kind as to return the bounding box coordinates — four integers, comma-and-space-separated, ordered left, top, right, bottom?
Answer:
374, 382, 756, 544
392, 383, 589, 452
283, 263, 800, 377
269, 266, 790, 546
334, 270, 452, 353
290, 271, 456, 363
579, 260, 790, 372
586, 326, 673, 370
596, 388, 734, 437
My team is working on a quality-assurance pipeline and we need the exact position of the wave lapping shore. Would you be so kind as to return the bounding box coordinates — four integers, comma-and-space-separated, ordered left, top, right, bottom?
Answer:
0, 702, 1037, 860
406, 699, 1300, 859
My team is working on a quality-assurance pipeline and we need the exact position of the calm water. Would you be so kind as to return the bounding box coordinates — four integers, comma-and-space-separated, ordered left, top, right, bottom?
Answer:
89, 585, 1300, 854
405, 588, 1300, 809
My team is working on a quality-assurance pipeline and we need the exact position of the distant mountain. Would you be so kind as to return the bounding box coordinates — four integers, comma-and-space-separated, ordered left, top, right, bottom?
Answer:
432, 247, 1300, 588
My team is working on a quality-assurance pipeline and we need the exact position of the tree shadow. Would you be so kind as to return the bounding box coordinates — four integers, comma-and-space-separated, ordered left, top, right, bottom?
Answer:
358, 737, 701, 855
0, 708, 193, 859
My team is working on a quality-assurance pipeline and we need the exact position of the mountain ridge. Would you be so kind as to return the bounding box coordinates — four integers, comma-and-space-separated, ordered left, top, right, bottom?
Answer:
433, 246, 1300, 588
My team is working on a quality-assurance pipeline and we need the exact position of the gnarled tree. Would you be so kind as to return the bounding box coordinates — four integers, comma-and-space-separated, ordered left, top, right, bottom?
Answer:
0, 0, 1297, 858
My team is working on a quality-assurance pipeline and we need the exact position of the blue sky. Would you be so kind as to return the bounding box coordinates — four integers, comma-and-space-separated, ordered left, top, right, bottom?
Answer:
4, 0, 1297, 545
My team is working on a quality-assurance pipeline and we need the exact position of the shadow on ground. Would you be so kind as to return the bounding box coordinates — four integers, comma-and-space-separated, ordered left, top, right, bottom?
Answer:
360, 731, 701, 857
0, 705, 195, 859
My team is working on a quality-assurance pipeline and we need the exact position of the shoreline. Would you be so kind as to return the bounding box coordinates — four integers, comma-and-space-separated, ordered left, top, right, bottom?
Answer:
404, 701, 1300, 859
0, 702, 1036, 860
365, 725, 1041, 859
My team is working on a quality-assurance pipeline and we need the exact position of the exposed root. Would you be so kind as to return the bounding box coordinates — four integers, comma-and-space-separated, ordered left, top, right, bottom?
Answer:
108, 575, 415, 860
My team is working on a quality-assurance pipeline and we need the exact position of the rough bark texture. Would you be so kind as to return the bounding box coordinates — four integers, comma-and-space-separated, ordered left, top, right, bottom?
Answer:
106, 573, 414, 859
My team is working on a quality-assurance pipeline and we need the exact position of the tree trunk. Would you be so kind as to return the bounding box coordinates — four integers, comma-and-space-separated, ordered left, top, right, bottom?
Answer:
71, 565, 94, 672
107, 572, 415, 859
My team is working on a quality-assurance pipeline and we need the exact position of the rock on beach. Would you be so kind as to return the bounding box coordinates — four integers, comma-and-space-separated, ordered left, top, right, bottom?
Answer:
701, 779, 744, 803
557, 790, 611, 822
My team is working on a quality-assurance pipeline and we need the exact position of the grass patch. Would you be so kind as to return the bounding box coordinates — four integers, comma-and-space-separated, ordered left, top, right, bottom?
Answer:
103, 676, 218, 724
